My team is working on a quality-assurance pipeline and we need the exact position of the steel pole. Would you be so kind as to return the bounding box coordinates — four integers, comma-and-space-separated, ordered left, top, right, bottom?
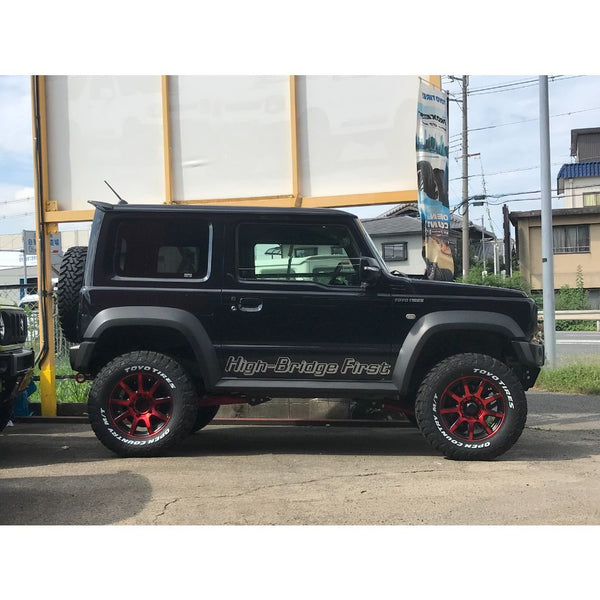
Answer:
461, 76, 469, 279
539, 76, 556, 367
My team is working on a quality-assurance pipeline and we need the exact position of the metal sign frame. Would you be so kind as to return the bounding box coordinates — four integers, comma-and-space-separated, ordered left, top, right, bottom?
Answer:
31, 74, 442, 413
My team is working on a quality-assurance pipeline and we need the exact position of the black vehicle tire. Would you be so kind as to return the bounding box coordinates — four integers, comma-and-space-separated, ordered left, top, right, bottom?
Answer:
88, 351, 198, 457
57, 246, 87, 343
415, 353, 527, 460
0, 401, 12, 432
191, 405, 219, 433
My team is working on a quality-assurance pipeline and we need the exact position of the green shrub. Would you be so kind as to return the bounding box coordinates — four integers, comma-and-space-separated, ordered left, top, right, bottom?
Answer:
458, 268, 531, 294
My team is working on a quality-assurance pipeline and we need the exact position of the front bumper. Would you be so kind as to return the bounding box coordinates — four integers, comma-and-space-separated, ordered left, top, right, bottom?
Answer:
0, 347, 34, 402
0, 347, 35, 378
512, 341, 545, 367
512, 340, 544, 390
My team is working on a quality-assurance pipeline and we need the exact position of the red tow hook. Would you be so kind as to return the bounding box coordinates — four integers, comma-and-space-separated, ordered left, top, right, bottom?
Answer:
74, 372, 89, 384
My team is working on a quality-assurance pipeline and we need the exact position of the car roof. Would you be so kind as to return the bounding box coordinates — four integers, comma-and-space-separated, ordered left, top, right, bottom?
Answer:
91, 201, 357, 219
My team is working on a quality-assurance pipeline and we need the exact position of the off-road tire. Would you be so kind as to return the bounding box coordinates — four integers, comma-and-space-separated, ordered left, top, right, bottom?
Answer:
415, 353, 527, 460
191, 405, 219, 433
57, 246, 87, 343
88, 351, 197, 457
0, 400, 12, 432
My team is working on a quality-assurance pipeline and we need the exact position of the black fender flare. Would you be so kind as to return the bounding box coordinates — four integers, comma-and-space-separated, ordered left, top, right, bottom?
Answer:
393, 310, 525, 397
83, 307, 221, 387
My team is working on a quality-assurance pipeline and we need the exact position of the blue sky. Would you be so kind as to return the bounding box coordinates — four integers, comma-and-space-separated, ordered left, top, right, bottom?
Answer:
2, 74, 600, 236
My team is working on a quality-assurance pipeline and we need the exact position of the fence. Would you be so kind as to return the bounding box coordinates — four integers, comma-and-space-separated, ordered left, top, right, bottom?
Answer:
539, 310, 600, 332
0, 284, 70, 365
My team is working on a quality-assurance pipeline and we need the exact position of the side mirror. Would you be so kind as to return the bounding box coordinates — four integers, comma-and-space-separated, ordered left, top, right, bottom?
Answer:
360, 257, 381, 287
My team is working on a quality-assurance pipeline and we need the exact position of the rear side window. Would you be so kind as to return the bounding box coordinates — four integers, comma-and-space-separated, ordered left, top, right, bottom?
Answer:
110, 216, 211, 279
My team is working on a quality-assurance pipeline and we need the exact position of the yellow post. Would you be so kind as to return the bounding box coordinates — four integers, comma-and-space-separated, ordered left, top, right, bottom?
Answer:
289, 76, 302, 207
37, 222, 58, 417
428, 75, 442, 89
161, 75, 174, 204
31, 75, 57, 416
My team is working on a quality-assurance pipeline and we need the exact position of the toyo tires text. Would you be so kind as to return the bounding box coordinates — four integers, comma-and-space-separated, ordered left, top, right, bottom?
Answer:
415, 353, 527, 460
88, 351, 198, 457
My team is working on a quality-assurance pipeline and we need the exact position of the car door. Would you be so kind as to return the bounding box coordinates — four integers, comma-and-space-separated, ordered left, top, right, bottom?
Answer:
216, 217, 395, 383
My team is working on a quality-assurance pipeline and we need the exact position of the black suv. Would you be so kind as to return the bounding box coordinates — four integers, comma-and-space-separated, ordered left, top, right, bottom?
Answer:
0, 299, 34, 431
58, 202, 544, 459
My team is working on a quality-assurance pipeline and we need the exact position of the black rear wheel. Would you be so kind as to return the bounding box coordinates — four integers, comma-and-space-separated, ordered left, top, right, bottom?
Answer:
88, 351, 197, 457
415, 353, 527, 460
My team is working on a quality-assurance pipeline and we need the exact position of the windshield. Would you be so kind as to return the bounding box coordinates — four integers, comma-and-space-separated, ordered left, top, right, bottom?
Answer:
356, 219, 390, 273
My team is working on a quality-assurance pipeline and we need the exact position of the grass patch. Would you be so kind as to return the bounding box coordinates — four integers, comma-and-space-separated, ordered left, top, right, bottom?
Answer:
28, 359, 91, 404
534, 360, 600, 395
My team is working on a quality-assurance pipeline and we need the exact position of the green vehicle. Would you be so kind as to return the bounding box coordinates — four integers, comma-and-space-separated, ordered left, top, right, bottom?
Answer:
0, 298, 35, 431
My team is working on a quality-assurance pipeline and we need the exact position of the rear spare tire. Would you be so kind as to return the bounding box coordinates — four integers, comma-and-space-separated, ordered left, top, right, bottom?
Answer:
57, 246, 87, 343
415, 353, 527, 460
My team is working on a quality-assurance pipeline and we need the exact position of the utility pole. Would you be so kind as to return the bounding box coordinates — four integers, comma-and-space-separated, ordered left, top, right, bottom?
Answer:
539, 76, 556, 367
461, 75, 469, 279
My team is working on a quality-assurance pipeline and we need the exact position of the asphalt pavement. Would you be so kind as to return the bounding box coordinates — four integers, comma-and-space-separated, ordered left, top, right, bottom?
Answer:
554, 330, 600, 364
1, 389, 599, 525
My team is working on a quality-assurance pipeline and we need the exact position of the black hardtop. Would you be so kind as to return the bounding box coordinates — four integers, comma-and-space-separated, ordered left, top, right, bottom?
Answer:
90, 200, 356, 220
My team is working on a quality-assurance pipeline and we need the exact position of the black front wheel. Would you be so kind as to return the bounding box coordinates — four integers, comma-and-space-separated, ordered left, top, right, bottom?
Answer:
88, 351, 198, 457
191, 405, 219, 433
415, 353, 527, 460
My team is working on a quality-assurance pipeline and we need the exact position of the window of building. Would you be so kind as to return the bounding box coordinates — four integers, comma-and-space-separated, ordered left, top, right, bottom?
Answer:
553, 224, 590, 254
381, 242, 408, 261
237, 222, 361, 285
583, 192, 600, 206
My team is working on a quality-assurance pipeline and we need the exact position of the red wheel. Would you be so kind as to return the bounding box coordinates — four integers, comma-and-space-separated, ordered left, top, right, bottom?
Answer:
88, 351, 197, 457
438, 375, 506, 442
108, 371, 174, 438
415, 353, 527, 460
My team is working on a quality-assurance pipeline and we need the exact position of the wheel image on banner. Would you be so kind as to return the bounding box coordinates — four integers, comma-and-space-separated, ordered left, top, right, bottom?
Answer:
415, 353, 527, 460
88, 351, 198, 457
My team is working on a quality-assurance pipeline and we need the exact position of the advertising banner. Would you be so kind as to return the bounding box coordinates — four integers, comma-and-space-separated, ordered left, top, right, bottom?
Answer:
416, 80, 454, 280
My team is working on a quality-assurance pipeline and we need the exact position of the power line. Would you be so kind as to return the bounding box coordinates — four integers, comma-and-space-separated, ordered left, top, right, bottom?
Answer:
466, 75, 581, 96
449, 162, 566, 182
448, 105, 600, 141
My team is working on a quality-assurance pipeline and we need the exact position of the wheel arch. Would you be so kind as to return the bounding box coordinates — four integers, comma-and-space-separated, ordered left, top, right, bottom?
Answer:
394, 311, 525, 400
83, 307, 221, 387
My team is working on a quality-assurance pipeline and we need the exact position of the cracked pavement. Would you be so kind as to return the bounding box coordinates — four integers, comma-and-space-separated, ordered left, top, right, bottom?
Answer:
1, 390, 599, 525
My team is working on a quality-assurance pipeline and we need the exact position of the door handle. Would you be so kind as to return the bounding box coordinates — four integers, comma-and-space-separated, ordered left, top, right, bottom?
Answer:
238, 297, 263, 312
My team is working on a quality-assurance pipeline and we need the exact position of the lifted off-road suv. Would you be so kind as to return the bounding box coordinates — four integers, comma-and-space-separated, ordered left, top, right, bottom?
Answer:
0, 298, 34, 431
59, 202, 544, 459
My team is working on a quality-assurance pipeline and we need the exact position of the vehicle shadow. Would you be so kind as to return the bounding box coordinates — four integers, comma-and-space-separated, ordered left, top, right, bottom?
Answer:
0, 471, 152, 525
0, 424, 115, 471
172, 424, 599, 462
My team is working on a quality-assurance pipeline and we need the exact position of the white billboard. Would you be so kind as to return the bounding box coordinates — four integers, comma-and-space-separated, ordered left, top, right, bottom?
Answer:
40, 75, 430, 212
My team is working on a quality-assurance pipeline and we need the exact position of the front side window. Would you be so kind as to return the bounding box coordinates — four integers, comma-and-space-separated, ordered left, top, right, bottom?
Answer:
382, 242, 408, 261
237, 222, 361, 286
553, 224, 590, 254
111, 216, 211, 279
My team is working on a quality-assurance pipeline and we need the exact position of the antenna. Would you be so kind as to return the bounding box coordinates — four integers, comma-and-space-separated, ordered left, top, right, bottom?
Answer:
104, 180, 127, 204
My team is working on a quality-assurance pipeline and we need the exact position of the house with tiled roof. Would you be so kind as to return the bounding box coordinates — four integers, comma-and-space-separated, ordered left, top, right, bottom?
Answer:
510, 128, 600, 306
361, 203, 494, 276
